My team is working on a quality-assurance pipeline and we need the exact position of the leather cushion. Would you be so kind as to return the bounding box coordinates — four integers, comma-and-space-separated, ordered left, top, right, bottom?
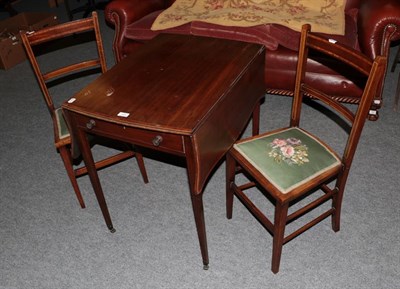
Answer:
190, 22, 286, 50
191, 9, 359, 51
264, 45, 365, 97
125, 8, 359, 52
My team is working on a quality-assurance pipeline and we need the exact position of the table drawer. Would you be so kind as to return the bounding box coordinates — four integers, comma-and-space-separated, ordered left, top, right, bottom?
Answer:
74, 114, 185, 155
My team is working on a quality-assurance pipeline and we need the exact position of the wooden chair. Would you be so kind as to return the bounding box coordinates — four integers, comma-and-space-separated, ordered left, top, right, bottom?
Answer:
21, 12, 148, 209
226, 24, 387, 273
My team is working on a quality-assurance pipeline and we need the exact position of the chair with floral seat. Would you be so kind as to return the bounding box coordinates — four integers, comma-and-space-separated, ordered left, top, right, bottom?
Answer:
225, 24, 387, 273
21, 12, 148, 209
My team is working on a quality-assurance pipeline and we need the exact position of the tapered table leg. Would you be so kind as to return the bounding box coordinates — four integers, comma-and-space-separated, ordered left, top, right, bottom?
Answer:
75, 128, 115, 233
190, 192, 209, 270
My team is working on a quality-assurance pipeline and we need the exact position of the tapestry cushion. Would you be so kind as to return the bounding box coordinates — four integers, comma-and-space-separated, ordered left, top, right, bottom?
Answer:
152, 0, 346, 35
233, 127, 341, 194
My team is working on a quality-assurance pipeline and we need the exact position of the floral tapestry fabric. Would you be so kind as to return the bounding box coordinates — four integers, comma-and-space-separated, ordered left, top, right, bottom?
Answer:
233, 127, 341, 194
268, 137, 309, 166
151, 0, 346, 35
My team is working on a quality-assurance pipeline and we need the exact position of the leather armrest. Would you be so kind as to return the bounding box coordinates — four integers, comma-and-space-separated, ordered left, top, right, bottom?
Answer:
105, 0, 166, 27
358, 0, 400, 59
105, 0, 166, 62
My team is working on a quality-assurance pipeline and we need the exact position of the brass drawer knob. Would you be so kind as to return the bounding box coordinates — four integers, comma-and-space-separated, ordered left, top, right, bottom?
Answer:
86, 119, 96, 130
152, 135, 163, 146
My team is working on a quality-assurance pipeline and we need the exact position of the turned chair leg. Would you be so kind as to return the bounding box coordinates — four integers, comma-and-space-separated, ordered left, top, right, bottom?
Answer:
331, 196, 341, 232
271, 202, 288, 274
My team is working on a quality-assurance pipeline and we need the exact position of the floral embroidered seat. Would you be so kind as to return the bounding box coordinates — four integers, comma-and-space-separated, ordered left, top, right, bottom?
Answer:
233, 127, 341, 195
226, 24, 387, 273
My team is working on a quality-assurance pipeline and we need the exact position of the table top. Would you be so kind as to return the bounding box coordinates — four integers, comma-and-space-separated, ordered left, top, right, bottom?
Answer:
62, 34, 265, 135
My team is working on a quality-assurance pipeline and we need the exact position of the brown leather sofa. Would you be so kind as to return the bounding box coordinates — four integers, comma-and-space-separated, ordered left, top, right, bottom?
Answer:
105, 0, 400, 120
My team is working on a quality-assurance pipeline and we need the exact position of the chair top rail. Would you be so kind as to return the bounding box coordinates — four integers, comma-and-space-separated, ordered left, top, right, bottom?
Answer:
306, 32, 373, 76
25, 15, 96, 46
